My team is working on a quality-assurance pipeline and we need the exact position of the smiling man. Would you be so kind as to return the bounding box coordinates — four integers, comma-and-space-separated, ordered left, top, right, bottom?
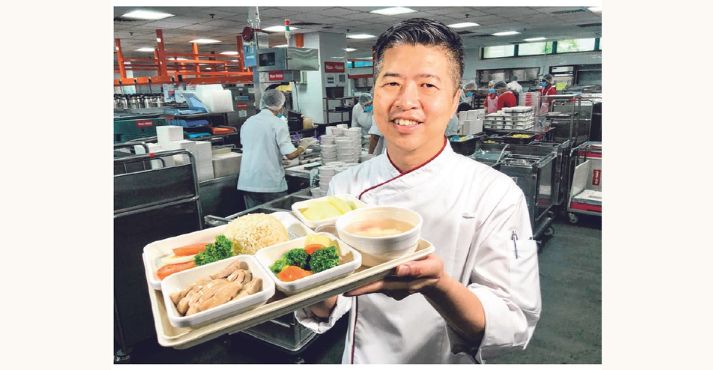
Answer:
296, 18, 541, 364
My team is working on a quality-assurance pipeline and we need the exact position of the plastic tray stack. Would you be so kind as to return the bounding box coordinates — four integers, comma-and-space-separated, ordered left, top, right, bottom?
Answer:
485, 106, 534, 131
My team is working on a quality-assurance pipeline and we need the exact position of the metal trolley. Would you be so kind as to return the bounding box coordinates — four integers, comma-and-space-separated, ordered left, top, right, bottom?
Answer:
114, 147, 203, 362
203, 189, 320, 361
566, 141, 602, 224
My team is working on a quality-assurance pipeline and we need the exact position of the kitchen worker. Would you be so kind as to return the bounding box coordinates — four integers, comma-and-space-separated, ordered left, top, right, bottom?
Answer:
457, 81, 476, 112
237, 89, 317, 209
483, 83, 499, 114
351, 93, 374, 136
494, 81, 518, 110
538, 74, 557, 114
296, 18, 541, 364
507, 75, 523, 105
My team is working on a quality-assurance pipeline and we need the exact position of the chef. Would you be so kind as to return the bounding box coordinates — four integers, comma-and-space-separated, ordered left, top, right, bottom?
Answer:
483, 84, 499, 114
494, 81, 518, 110
237, 89, 317, 209
296, 18, 541, 364
538, 74, 557, 114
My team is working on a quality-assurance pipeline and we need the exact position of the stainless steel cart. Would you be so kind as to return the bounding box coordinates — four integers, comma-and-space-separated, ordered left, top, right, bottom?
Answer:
566, 141, 602, 224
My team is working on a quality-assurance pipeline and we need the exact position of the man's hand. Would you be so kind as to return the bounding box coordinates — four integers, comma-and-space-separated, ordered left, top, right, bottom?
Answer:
344, 254, 445, 301
298, 137, 318, 150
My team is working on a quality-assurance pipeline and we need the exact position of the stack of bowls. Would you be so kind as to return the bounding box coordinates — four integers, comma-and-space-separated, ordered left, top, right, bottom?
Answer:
321, 144, 337, 163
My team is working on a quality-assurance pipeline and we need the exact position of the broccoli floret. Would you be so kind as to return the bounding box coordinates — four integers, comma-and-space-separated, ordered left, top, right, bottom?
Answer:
270, 256, 289, 274
285, 248, 310, 269
194, 235, 234, 266
309, 246, 340, 273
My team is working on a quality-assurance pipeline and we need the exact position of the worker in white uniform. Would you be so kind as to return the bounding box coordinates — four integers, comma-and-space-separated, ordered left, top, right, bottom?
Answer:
237, 89, 317, 209
507, 75, 524, 105
296, 18, 541, 364
351, 93, 374, 136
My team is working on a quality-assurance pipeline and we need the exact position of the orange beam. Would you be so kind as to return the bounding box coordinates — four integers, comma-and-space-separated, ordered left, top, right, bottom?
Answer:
114, 39, 127, 79
156, 29, 168, 77
114, 74, 253, 86
295, 33, 304, 48
236, 35, 245, 72
192, 43, 200, 76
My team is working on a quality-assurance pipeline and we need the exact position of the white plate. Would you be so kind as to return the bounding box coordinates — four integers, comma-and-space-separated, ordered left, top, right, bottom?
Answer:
143, 211, 313, 291
290, 194, 367, 229
254, 232, 362, 295
161, 255, 275, 328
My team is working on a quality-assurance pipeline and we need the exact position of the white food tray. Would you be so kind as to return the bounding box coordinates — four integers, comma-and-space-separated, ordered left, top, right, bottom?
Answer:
147, 239, 436, 349
161, 255, 275, 328
143, 212, 313, 290
255, 233, 362, 295
290, 194, 367, 229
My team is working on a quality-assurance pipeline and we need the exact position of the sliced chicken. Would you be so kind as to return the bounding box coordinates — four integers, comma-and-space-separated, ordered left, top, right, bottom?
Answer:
234, 278, 262, 300
210, 260, 243, 280
197, 281, 243, 312
227, 269, 245, 282
170, 289, 189, 306
241, 270, 253, 285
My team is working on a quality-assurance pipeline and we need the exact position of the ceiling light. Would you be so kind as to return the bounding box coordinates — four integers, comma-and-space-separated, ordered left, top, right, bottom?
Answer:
136, 47, 155, 52
588, 7, 602, 13
331, 57, 345, 59
171, 57, 188, 61
190, 39, 221, 44
344, 48, 357, 52
274, 44, 288, 48
262, 25, 300, 32
492, 31, 520, 36
121, 10, 175, 20
220, 51, 239, 55
205, 67, 212, 70
369, 7, 416, 16
448, 22, 480, 28
523, 37, 546, 42
347, 34, 375, 39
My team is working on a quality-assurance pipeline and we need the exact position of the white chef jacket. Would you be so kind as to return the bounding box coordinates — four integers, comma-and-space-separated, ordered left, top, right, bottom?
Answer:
237, 109, 296, 193
295, 140, 541, 364
507, 81, 523, 95
351, 103, 373, 136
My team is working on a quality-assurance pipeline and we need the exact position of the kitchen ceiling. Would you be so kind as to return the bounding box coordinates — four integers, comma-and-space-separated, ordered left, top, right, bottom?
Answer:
114, 6, 602, 60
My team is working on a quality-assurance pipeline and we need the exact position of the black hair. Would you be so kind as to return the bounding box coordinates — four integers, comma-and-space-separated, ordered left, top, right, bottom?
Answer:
373, 18, 464, 91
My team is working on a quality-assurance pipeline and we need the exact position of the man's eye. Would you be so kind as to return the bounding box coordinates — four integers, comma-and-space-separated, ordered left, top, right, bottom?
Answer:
384, 82, 399, 87
422, 83, 438, 89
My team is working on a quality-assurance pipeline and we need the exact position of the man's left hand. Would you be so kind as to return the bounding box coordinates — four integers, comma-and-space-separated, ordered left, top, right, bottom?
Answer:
344, 254, 445, 301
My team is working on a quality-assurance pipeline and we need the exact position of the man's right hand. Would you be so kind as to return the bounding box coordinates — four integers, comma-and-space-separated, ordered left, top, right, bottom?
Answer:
298, 137, 318, 150
309, 295, 338, 319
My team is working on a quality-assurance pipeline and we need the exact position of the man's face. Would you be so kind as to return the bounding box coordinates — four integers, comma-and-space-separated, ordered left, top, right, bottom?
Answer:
373, 44, 460, 156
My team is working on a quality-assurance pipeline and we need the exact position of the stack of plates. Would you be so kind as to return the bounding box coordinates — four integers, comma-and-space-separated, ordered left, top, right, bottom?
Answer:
320, 135, 335, 145
321, 144, 337, 163
335, 137, 359, 163
318, 162, 357, 193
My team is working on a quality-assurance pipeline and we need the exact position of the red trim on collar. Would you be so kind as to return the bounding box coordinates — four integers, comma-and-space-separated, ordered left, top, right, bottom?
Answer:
358, 136, 447, 200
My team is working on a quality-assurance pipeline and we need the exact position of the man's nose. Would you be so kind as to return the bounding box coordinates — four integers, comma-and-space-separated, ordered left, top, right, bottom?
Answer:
394, 81, 419, 111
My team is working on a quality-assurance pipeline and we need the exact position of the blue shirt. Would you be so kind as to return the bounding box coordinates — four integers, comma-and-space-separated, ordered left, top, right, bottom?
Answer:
237, 109, 297, 193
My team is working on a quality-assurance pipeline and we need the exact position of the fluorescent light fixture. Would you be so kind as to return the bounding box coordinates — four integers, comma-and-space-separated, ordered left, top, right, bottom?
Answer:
274, 44, 288, 48
344, 48, 357, 52
448, 22, 480, 28
588, 7, 602, 13
171, 57, 188, 61
121, 10, 174, 20
205, 67, 212, 70
369, 7, 415, 16
190, 38, 221, 44
136, 47, 155, 52
262, 25, 300, 32
347, 33, 375, 39
523, 37, 546, 42
492, 31, 520, 36
331, 56, 345, 59
220, 51, 239, 55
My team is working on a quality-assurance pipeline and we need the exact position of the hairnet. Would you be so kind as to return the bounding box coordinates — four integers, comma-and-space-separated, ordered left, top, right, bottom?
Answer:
358, 93, 372, 105
488, 80, 495, 87
494, 81, 507, 89
261, 89, 285, 110
463, 81, 476, 90
543, 74, 553, 82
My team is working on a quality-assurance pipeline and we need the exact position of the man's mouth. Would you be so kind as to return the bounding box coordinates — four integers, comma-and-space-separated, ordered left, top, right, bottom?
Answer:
391, 118, 422, 127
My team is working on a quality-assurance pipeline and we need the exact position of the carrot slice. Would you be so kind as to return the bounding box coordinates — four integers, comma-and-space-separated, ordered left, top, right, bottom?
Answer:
277, 265, 313, 282
156, 260, 196, 280
304, 244, 324, 255
172, 243, 208, 256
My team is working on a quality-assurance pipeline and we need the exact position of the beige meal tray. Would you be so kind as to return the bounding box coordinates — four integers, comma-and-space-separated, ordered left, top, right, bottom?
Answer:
147, 239, 436, 349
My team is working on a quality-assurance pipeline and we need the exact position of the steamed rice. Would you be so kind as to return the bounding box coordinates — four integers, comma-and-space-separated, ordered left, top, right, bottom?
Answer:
225, 213, 289, 255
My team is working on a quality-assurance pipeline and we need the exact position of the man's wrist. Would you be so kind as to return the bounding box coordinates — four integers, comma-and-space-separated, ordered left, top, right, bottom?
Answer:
422, 273, 453, 299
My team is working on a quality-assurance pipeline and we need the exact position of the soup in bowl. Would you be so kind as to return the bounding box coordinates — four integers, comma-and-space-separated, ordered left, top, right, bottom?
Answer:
335, 206, 422, 266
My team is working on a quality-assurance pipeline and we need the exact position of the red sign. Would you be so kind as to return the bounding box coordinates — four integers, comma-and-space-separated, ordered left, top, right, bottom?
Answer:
268, 71, 284, 81
592, 169, 601, 186
324, 61, 345, 73
236, 103, 248, 110
136, 119, 153, 128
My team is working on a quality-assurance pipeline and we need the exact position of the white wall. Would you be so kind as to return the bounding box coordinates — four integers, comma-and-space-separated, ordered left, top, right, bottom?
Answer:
296, 33, 325, 124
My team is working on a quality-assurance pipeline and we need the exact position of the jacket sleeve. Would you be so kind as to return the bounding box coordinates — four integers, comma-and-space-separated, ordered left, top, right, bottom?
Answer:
446, 192, 542, 363
274, 121, 297, 155
294, 294, 353, 334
